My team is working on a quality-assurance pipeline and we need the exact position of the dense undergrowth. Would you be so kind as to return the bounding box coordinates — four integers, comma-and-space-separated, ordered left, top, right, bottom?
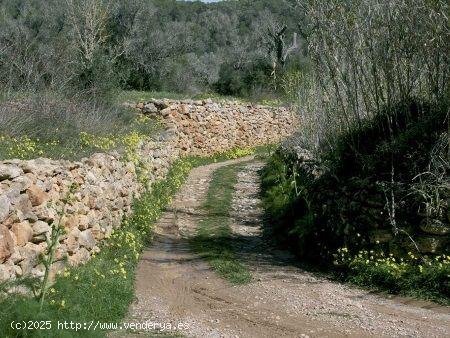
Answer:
0, 146, 261, 337
261, 102, 449, 304
260, 0, 448, 304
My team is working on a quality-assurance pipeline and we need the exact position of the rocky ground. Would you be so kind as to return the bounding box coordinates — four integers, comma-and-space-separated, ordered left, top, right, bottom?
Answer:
113, 158, 450, 338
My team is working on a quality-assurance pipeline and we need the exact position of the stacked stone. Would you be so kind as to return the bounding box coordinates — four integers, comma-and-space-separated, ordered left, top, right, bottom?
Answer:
0, 99, 298, 282
131, 99, 299, 155
0, 139, 179, 282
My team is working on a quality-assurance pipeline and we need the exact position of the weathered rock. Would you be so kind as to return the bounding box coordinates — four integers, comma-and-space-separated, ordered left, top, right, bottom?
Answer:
34, 205, 58, 222
79, 229, 96, 249
369, 229, 393, 244
31, 221, 51, 243
66, 228, 81, 254
26, 184, 48, 206
0, 164, 23, 181
32, 220, 51, 236
31, 264, 46, 278
11, 194, 36, 222
0, 98, 300, 283
0, 195, 11, 222
416, 236, 448, 254
10, 250, 23, 264
11, 175, 32, 192
14, 264, 22, 277
0, 263, 13, 281
11, 222, 33, 246
143, 102, 158, 114
68, 247, 90, 266
48, 261, 66, 283
0, 225, 14, 263
18, 243, 44, 275
21, 158, 58, 174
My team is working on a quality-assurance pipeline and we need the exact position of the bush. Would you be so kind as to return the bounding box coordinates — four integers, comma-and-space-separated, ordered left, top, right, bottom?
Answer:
214, 60, 273, 98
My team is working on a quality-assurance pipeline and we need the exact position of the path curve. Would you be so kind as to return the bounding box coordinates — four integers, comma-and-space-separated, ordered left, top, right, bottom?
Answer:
117, 158, 450, 338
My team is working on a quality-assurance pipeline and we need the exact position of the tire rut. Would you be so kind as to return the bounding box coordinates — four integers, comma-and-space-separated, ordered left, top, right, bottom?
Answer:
113, 159, 450, 338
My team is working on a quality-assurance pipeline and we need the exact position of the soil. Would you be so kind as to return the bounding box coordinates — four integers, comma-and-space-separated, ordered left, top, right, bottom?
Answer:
114, 158, 450, 338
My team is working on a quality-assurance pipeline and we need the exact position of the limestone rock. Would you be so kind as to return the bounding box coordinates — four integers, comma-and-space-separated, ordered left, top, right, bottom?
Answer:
11, 194, 36, 222
143, 102, 158, 114
420, 219, 450, 236
32, 220, 51, 236
26, 184, 48, 206
0, 164, 23, 181
31, 264, 46, 278
54, 243, 68, 262
0, 98, 300, 283
369, 229, 393, 244
68, 247, 90, 266
11, 221, 33, 246
31, 221, 51, 243
48, 261, 66, 283
0, 263, 13, 281
18, 243, 45, 275
11, 175, 32, 192
416, 236, 448, 254
66, 228, 81, 254
10, 250, 23, 264
34, 205, 58, 222
0, 195, 11, 222
21, 158, 58, 174
0, 225, 14, 263
79, 229, 96, 250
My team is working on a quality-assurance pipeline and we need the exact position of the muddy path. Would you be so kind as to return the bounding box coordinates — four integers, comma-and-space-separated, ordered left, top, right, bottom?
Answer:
116, 158, 450, 338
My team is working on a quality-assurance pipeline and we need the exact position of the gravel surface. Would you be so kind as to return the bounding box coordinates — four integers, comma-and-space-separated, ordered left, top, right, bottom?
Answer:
112, 159, 450, 338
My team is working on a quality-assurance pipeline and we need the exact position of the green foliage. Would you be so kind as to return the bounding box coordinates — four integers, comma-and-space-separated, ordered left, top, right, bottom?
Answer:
335, 248, 450, 304
214, 60, 274, 98
0, 0, 304, 98
190, 163, 252, 284
261, 103, 449, 300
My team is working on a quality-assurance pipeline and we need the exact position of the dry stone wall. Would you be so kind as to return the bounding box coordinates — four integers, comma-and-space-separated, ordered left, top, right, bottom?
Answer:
0, 140, 179, 282
129, 98, 298, 155
0, 99, 299, 282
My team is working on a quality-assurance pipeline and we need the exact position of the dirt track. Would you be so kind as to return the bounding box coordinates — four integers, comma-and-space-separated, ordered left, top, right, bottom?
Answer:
117, 158, 450, 338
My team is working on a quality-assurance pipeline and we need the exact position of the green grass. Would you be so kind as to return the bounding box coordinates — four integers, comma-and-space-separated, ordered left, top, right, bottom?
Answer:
190, 163, 252, 284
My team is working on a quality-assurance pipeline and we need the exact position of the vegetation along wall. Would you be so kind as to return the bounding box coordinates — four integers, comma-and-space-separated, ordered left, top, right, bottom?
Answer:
0, 100, 298, 282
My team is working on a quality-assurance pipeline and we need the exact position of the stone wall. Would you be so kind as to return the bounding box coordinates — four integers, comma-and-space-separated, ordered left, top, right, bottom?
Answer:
129, 98, 298, 155
279, 142, 449, 257
0, 99, 299, 282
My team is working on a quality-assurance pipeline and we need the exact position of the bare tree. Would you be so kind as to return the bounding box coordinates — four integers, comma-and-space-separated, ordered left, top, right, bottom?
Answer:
65, 0, 110, 67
